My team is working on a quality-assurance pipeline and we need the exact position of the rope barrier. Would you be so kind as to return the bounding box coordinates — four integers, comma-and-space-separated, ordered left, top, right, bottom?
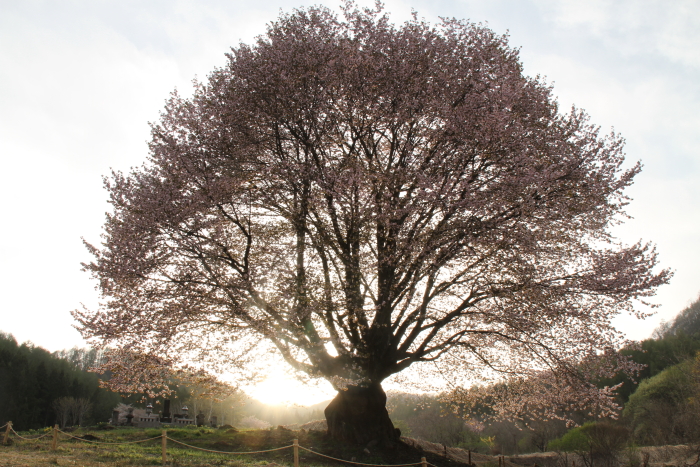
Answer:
56, 429, 162, 445
299, 446, 423, 467
0, 423, 7, 430
10, 428, 52, 440
2, 424, 436, 467
166, 437, 293, 455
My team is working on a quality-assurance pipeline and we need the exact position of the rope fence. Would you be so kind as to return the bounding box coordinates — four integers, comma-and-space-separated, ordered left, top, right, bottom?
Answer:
57, 428, 162, 445
10, 427, 52, 441
166, 437, 294, 454
0, 421, 434, 467
299, 445, 424, 467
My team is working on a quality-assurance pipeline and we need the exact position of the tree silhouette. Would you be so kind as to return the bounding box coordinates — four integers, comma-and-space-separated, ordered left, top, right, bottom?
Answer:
75, 4, 669, 445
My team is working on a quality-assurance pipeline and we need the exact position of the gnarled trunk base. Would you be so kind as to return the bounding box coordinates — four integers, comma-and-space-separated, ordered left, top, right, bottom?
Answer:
324, 383, 400, 446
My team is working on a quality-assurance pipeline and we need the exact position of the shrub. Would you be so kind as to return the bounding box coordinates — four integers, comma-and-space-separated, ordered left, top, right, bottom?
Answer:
548, 421, 629, 467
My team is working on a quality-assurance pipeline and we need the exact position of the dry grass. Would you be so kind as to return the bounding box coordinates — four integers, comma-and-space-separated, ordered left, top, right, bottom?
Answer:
0, 427, 285, 467
402, 437, 520, 467
0, 426, 472, 467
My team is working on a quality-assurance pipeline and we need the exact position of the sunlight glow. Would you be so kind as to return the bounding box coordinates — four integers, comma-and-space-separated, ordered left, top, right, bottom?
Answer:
245, 373, 336, 406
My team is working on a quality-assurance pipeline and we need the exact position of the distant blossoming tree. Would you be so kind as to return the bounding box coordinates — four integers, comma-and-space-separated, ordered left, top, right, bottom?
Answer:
75, 4, 670, 446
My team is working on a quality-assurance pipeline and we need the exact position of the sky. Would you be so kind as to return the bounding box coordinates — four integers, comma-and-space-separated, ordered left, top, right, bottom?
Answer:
1, 0, 699, 405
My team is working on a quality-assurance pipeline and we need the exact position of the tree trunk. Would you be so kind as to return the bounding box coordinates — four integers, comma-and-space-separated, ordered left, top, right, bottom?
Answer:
324, 383, 400, 446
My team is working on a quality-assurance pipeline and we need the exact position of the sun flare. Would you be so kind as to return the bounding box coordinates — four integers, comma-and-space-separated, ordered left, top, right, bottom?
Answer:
245, 373, 336, 406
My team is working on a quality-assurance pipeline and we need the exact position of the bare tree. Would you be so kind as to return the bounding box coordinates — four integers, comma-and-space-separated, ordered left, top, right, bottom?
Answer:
70, 398, 92, 427
52, 397, 73, 429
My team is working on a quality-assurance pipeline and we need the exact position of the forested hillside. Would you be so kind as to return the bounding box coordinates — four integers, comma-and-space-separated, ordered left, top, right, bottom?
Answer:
599, 300, 700, 403
0, 332, 121, 430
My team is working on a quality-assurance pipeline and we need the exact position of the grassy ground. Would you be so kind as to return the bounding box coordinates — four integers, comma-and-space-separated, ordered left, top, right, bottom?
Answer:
0, 426, 469, 467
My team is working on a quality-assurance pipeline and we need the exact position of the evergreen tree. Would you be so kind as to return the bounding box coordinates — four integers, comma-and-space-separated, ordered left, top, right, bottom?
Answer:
0, 332, 120, 430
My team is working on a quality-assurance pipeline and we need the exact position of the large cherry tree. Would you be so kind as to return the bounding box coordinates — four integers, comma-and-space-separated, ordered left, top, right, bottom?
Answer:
75, 5, 669, 445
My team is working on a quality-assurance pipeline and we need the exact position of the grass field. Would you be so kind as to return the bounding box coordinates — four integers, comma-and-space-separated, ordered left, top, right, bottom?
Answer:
0, 426, 465, 467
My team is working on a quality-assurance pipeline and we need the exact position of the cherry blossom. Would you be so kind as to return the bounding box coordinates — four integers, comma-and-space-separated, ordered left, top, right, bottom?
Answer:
74, 3, 670, 445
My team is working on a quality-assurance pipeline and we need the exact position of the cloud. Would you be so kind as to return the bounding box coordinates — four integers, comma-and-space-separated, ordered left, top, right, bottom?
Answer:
535, 0, 700, 69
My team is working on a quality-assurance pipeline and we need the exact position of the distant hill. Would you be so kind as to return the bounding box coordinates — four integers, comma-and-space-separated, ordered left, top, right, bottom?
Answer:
654, 294, 700, 338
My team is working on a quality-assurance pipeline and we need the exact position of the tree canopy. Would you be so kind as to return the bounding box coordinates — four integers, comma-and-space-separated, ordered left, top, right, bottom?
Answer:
623, 357, 700, 444
75, 4, 669, 444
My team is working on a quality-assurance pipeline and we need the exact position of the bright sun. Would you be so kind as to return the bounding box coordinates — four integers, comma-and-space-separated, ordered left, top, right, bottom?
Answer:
245, 372, 336, 406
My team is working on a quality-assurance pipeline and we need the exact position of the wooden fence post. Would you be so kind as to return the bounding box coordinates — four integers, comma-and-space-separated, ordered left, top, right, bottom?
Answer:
421, 456, 427, 467
51, 424, 58, 451
293, 438, 299, 467
162, 430, 167, 466
468, 450, 472, 466
2, 422, 11, 445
